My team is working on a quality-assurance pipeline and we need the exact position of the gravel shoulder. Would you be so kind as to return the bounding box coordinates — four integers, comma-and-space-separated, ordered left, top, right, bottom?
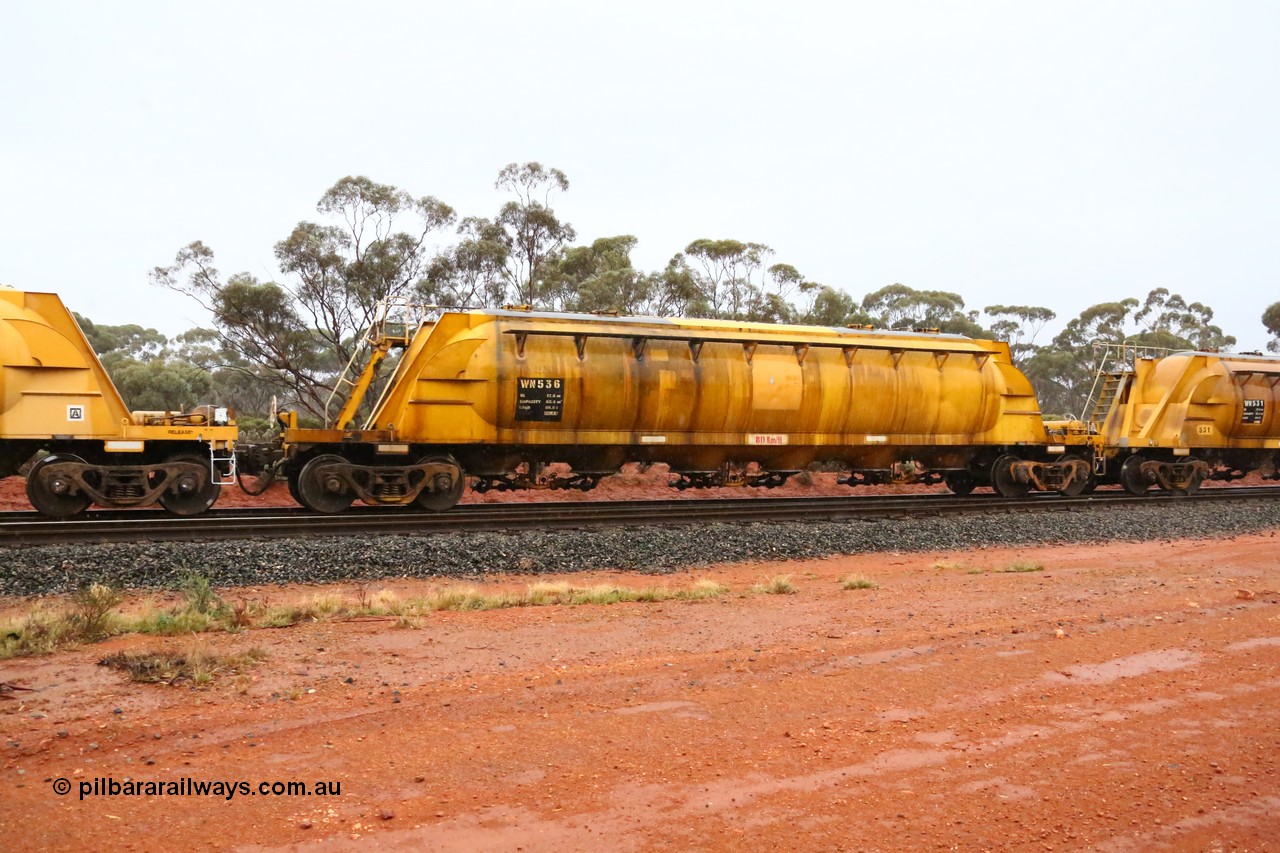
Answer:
3, 498, 1280, 596
1, 526, 1278, 852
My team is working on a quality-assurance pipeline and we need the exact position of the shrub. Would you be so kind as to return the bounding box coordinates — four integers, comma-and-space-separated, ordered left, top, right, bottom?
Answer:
71, 582, 124, 640
180, 573, 225, 616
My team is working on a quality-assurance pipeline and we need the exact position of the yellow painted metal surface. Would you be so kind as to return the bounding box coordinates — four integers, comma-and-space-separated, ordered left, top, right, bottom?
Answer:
358, 309, 1047, 458
1104, 351, 1280, 449
0, 289, 236, 448
1, 289, 134, 438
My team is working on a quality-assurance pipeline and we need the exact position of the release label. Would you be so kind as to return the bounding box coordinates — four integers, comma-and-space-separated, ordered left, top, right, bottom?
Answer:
515, 377, 564, 422
1242, 399, 1264, 425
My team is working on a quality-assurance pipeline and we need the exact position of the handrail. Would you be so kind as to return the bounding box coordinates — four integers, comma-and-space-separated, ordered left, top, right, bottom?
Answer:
322, 301, 462, 428
1080, 341, 1183, 423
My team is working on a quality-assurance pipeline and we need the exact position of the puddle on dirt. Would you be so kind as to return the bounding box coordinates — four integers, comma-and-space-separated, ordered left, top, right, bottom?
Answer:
1224, 636, 1280, 653
613, 700, 710, 720
1043, 648, 1201, 685
810, 644, 937, 675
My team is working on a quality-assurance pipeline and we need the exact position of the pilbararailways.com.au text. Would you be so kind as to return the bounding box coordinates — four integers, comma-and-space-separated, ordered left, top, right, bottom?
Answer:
52, 776, 341, 801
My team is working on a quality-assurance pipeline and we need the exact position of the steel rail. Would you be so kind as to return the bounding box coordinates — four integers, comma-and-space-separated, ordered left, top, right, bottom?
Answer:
1, 486, 1277, 547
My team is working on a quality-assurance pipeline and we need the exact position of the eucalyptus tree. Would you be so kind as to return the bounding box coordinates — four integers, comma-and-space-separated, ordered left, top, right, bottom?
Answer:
983, 304, 1057, 362
1027, 299, 1137, 417
71, 314, 216, 413
419, 216, 510, 308
858, 284, 984, 336
748, 264, 823, 323
646, 255, 702, 318
108, 358, 213, 413
73, 314, 168, 366
1131, 287, 1235, 351
545, 235, 656, 315
153, 176, 455, 418
493, 162, 576, 307
1265, 302, 1280, 353
682, 239, 773, 319
803, 286, 860, 326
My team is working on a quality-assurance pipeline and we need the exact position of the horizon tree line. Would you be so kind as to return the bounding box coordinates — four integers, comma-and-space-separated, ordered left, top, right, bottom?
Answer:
67, 163, 1279, 432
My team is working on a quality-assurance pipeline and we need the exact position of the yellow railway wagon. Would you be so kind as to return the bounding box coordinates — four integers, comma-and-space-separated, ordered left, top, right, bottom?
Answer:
1092, 350, 1280, 494
276, 307, 1088, 512
0, 289, 237, 516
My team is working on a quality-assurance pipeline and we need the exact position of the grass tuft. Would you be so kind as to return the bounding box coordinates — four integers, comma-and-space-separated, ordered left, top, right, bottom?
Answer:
2, 576, 731, 659
840, 575, 879, 590
998, 562, 1045, 573
0, 609, 77, 657
98, 644, 267, 686
753, 575, 796, 595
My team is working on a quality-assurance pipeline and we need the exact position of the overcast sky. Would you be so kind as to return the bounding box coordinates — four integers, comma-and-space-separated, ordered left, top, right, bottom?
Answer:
2, 1, 1276, 350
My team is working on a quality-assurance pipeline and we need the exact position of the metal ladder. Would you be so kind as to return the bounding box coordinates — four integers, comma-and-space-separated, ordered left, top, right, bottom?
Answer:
323, 302, 436, 428
1088, 372, 1128, 426
210, 444, 237, 486
1081, 341, 1179, 429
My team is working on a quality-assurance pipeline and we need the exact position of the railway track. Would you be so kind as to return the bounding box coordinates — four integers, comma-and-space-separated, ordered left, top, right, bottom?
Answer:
1, 486, 1277, 547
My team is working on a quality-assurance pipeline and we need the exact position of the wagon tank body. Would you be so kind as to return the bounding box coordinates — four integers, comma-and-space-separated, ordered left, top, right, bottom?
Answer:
275, 306, 1089, 512
0, 289, 237, 516
1088, 349, 1280, 494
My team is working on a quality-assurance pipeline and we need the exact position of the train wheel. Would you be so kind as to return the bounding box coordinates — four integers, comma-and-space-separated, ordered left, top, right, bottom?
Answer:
297, 454, 355, 514
943, 471, 978, 495
1059, 477, 1090, 497
990, 454, 1029, 498
1183, 460, 1206, 495
415, 455, 465, 511
1059, 459, 1093, 497
26, 454, 92, 518
1165, 457, 1205, 497
286, 469, 303, 505
158, 454, 222, 516
1120, 455, 1150, 496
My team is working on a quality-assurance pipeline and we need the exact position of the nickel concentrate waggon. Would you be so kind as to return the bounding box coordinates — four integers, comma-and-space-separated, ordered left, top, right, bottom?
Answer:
248, 302, 1106, 513
0, 289, 237, 517
1051, 344, 1280, 495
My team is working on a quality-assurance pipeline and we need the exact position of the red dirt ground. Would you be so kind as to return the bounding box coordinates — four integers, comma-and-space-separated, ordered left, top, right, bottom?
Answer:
1, 526, 1278, 851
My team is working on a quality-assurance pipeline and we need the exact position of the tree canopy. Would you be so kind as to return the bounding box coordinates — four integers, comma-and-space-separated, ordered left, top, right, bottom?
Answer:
1264, 301, 1280, 353
153, 176, 456, 417
146, 165, 1269, 425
